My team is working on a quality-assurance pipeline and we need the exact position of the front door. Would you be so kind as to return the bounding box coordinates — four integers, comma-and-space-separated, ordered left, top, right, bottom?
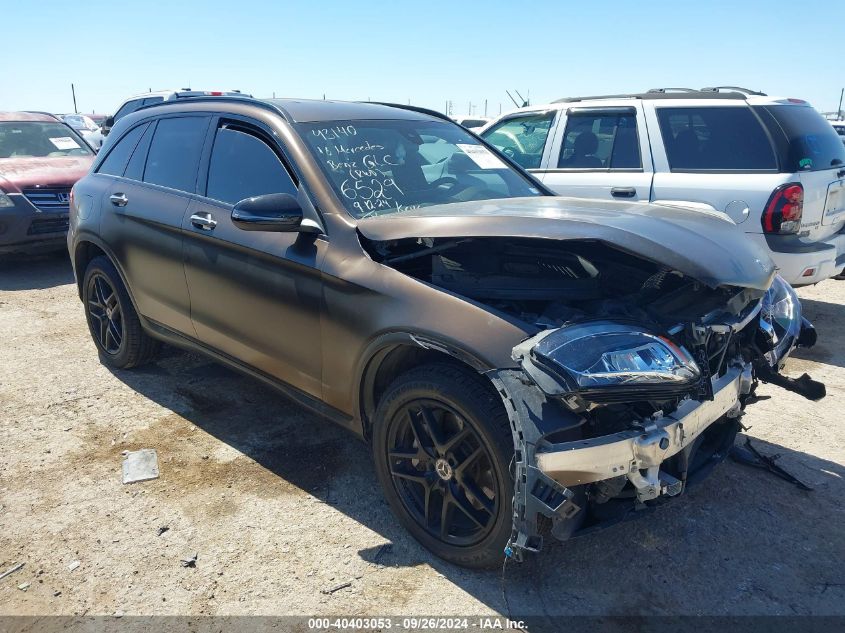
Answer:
182, 118, 326, 399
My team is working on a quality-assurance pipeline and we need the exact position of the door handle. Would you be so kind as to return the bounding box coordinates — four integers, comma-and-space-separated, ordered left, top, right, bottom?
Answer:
190, 212, 217, 231
109, 193, 128, 207
611, 187, 637, 198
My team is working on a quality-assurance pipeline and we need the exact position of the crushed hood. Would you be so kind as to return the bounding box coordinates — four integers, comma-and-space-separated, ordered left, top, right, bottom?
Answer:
357, 197, 776, 290
0, 156, 94, 193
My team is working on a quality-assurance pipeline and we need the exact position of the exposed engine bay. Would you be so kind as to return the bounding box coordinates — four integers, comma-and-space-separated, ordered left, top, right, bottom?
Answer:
365, 234, 825, 558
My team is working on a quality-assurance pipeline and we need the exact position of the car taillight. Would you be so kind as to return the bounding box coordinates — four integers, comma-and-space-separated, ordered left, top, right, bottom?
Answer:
762, 183, 803, 234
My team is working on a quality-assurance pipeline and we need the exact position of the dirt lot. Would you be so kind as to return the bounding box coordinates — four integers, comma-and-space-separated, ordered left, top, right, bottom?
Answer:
1, 252, 844, 619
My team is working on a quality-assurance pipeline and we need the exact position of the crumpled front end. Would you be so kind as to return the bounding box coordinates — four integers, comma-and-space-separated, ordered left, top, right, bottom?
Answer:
491, 276, 823, 559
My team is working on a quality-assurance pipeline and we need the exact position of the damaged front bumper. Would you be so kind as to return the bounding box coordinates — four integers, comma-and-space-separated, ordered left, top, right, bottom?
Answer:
533, 363, 751, 498
492, 365, 752, 558
491, 284, 823, 561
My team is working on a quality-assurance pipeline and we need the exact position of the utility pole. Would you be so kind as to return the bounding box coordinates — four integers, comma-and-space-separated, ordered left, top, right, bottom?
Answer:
71, 84, 78, 114
838, 88, 844, 119
484, 99, 487, 117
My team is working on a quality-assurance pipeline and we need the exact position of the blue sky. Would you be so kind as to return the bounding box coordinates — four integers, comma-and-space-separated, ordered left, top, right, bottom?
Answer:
2, 0, 842, 116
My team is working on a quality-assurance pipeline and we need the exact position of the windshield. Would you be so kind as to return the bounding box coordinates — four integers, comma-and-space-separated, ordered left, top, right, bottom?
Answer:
62, 115, 97, 131
0, 122, 93, 159
296, 119, 544, 218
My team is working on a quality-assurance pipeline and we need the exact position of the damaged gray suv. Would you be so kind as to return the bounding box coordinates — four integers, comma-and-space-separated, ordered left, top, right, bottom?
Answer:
68, 96, 824, 568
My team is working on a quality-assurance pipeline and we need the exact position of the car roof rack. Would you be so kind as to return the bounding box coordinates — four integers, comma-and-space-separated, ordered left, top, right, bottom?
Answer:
700, 86, 767, 96
367, 102, 452, 122
552, 90, 748, 104
646, 87, 699, 93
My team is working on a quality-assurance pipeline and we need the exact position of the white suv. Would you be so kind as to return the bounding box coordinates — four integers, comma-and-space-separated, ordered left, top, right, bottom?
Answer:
102, 89, 247, 136
479, 88, 845, 286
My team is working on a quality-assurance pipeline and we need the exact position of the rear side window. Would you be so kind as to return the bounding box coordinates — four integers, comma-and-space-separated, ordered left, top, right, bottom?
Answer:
205, 126, 297, 205
143, 117, 210, 192
97, 123, 148, 176
481, 112, 555, 169
123, 123, 155, 181
657, 107, 777, 171
754, 105, 845, 172
558, 110, 641, 169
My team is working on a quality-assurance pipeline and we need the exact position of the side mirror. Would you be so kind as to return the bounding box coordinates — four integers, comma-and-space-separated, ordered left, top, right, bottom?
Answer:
101, 116, 114, 136
231, 193, 320, 233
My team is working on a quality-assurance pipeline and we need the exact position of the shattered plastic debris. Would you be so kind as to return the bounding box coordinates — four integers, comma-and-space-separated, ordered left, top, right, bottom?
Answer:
18, 582, 30, 591
157, 526, 169, 536
181, 553, 198, 568
122, 449, 160, 484
67, 561, 80, 572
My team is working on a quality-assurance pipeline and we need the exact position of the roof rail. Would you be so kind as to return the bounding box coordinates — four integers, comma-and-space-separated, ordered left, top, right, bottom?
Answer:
367, 102, 452, 122
646, 88, 699, 93
700, 86, 767, 96
132, 95, 288, 121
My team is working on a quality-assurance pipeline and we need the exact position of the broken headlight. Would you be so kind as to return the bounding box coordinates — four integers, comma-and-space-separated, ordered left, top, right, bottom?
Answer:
759, 275, 802, 367
529, 321, 700, 399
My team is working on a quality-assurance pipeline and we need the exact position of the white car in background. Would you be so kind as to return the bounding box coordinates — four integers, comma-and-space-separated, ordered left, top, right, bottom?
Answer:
101, 89, 249, 136
60, 114, 104, 149
831, 120, 845, 145
452, 116, 491, 131
479, 87, 845, 286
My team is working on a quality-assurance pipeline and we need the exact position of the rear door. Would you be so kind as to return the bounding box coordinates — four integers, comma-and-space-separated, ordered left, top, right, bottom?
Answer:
540, 102, 653, 202
647, 101, 787, 226
99, 114, 211, 334
182, 116, 326, 400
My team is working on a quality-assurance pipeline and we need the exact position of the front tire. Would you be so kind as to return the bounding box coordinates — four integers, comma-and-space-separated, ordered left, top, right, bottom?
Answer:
82, 256, 160, 369
372, 363, 513, 569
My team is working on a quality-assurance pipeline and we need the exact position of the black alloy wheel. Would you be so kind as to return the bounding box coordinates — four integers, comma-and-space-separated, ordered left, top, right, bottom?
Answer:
387, 399, 499, 546
86, 272, 124, 355
373, 363, 513, 569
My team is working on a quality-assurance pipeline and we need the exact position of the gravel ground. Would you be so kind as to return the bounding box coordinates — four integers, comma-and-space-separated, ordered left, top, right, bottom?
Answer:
1, 252, 843, 619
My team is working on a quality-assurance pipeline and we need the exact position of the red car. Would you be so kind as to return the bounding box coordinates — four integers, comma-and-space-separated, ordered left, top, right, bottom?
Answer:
0, 112, 94, 254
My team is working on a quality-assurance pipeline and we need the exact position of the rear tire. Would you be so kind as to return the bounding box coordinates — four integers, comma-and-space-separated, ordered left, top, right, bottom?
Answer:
372, 363, 513, 569
82, 256, 160, 369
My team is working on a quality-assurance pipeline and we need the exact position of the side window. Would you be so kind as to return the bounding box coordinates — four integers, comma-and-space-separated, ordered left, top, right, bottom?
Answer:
205, 126, 297, 205
143, 117, 210, 192
113, 99, 143, 121
480, 112, 555, 169
558, 111, 641, 169
96, 123, 148, 176
656, 107, 776, 171
142, 96, 164, 107
123, 122, 156, 181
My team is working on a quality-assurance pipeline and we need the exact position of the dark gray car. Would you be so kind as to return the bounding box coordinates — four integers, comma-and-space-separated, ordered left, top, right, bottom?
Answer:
68, 97, 823, 568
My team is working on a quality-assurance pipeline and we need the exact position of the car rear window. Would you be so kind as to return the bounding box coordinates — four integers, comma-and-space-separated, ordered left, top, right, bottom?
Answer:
656, 106, 777, 171
753, 105, 845, 172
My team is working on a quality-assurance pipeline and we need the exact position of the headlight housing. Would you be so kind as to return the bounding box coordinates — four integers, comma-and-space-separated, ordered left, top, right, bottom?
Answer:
526, 321, 701, 402
759, 275, 802, 367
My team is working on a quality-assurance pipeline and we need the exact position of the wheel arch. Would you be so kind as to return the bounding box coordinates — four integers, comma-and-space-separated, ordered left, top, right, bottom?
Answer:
357, 332, 496, 442
73, 236, 142, 318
